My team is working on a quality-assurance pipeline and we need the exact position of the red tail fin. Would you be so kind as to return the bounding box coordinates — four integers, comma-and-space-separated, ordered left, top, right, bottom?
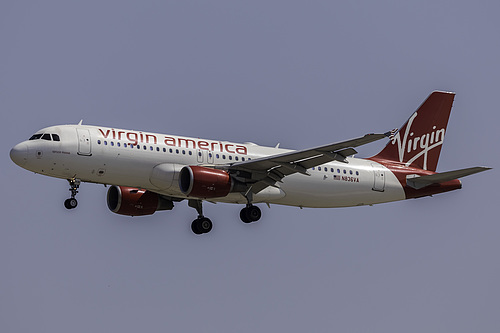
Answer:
372, 91, 455, 171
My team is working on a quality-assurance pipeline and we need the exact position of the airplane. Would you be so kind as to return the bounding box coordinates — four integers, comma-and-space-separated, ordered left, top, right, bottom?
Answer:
10, 91, 490, 234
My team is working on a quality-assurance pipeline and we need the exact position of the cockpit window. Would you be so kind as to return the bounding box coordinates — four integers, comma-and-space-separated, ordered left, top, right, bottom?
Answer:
29, 133, 61, 141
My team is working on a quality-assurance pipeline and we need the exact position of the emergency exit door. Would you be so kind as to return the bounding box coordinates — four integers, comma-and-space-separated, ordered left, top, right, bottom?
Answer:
371, 163, 385, 192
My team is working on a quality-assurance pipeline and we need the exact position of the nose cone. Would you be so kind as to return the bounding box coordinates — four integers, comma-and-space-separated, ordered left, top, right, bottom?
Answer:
10, 143, 28, 166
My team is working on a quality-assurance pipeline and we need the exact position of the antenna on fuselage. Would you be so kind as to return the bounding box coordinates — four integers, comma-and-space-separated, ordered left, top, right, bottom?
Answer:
77, 119, 83, 125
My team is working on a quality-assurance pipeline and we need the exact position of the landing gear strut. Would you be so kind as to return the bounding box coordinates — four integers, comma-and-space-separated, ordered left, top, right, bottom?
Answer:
64, 178, 80, 209
188, 199, 213, 235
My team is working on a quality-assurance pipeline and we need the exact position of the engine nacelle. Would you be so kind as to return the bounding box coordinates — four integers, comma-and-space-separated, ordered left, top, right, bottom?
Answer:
179, 166, 232, 198
107, 186, 173, 216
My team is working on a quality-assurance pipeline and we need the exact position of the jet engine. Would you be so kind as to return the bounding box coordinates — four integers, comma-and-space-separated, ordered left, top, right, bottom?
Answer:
179, 166, 236, 198
107, 185, 173, 216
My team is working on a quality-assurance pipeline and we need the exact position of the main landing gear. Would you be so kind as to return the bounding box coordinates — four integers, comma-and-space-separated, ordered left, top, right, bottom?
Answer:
187, 199, 262, 235
64, 178, 80, 210
239, 189, 261, 223
188, 199, 213, 235
240, 205, 261, 223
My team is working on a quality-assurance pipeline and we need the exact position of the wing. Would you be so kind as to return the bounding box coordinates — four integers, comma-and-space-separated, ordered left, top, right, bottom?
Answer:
223, 132, 390, 194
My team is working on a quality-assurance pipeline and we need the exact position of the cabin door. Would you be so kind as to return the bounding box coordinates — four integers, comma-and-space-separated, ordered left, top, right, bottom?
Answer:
77, 128, 92, 156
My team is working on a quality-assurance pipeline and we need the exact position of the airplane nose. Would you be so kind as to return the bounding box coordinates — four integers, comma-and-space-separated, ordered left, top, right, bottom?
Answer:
10, 143, 28, 166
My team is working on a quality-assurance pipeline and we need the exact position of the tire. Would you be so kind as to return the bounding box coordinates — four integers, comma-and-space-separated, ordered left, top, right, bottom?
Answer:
191, 218, 212, 234
240, 207, 251, 223
64, 198, 78, 209
199, 218, 213, 233
247, 205, 261, 222
191, 219, 203, 234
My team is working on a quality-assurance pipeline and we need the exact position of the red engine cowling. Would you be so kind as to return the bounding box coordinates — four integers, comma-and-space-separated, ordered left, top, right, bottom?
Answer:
179, 166, 232, 198
107, 186, 160, 216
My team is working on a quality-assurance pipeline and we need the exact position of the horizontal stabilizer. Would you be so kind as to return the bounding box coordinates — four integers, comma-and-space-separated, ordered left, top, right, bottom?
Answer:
406, 167, 491, 189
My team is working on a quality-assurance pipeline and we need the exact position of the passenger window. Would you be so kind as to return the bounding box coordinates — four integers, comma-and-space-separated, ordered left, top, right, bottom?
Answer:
242, 157, 245, 161
182, 150, 186, 155
189, 151, 192, 155
150, 146, 153, 151
350, 170, 353, 175
52, 134, 60, 141
235, 156, 239, 161
343, 170, 346, 174
229, 156, 232, 160
29, 134, 43, 140
156, 147, 159, 152
169, 148, 173, 153
111, 142, 114, 146
163, 148, 166, 152
356, 171, 359, 176
41, 133, 51, 141
337, 169, 340, 173
97, 140, 101, 144
117, 142, 120, 147
104, 141, 108, 145
124, 143, 127, 147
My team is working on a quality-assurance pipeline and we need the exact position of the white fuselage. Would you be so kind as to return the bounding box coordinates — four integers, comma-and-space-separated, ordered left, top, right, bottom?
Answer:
11, 124, 406, 208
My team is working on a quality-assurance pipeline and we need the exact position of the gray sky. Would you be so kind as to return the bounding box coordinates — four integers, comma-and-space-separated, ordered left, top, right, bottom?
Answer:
1, 1, 499, 332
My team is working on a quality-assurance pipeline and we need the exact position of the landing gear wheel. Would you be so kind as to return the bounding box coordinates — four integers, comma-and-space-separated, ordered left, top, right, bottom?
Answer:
199, 217, 213, 233
191, 217, 213, 235
240, 208, 251, 223
240, 205, 261, 223
64, 198, 78, 209
191, 220, 203, 234
247, 205, 261, 222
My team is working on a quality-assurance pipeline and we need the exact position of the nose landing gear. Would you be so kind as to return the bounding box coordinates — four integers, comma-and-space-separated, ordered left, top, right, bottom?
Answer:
64, 178, 80, 210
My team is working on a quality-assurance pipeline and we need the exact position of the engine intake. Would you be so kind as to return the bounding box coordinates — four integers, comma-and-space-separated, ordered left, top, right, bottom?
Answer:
107, 186, 173, 216
179, 166, 232, 198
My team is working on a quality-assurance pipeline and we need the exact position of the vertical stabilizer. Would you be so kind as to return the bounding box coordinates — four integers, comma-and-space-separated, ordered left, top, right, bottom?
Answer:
372, 91, 455, 171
